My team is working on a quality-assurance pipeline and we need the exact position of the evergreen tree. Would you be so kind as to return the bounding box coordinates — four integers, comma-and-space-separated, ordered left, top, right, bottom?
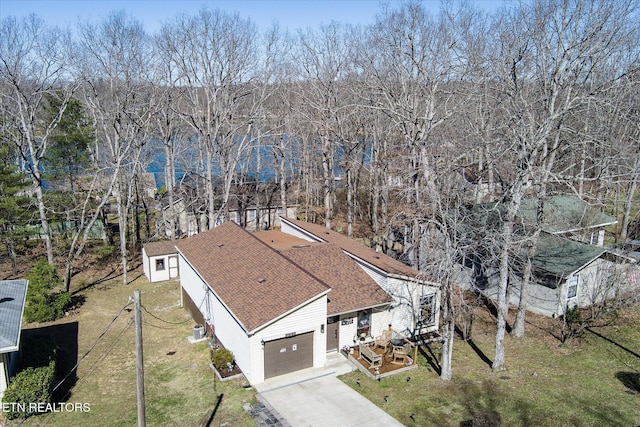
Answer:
0, 146, 33, 272
43, 94, 93, 192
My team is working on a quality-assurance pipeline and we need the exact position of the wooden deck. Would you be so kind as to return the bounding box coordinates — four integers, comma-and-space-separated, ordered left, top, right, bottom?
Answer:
346, 344, 418, 380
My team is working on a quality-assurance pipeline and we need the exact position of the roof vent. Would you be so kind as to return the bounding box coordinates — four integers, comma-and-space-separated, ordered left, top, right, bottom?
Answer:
217, 243, 224, 248
257, 278, 266, 283
292, 244, 310, 249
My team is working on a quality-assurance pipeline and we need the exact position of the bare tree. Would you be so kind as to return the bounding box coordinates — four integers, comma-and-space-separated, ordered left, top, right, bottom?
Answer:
293, 22, 356, 229
0, 15, 77, 265
489, 0, 638, 370
159, 8, 260, 229
77, 11, 153, 285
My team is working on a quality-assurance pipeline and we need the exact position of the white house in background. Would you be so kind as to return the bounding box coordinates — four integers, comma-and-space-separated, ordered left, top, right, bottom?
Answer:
142, 241, 179, 283
0, 279, 28, 400
456, 194, 636, 317
471, 232, 636, 317
174, 219, 440, 384
279, 217, 441, 338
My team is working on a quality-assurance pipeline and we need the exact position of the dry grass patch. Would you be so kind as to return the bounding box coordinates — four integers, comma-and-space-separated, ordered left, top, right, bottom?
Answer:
8, 273, 255, 426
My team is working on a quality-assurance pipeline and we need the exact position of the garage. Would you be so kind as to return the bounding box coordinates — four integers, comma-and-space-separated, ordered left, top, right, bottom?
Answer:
264, 332, 314, 379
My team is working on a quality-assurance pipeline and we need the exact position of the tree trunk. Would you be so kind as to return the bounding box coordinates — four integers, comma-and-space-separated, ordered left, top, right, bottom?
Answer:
323, 135, 333, 228
440, 283, 455, 381
512, 240, 535, 338
33, 183, 54, 265
346, 166, 353, 237
493, 220, 512, 372
164, 138, 177, 240
279, 145, 288, 219
116, 188, 128, 286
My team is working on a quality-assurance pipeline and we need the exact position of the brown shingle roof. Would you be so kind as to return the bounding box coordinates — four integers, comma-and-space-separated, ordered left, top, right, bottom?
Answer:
281, 218, 425, 280
175, 222, 329, 333
143, 240, 178, 257
254, 231, 392, 315
281, 244, 392, 316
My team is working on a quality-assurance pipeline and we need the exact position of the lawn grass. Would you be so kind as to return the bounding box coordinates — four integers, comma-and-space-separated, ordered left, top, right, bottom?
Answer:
341, 306, 640, 426
7, 274, 256, 426
5, 260, 639, 426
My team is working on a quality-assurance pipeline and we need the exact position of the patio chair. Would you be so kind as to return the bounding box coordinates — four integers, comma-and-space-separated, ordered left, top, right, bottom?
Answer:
391, 343, 410, 365
374, 329, 392, 352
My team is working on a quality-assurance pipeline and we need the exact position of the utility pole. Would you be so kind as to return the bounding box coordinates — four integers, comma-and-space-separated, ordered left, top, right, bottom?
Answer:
134, 289, 146, 427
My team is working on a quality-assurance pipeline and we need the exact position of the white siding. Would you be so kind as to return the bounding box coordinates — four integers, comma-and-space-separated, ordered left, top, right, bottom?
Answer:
0, 353, 7, 401
179, 254, 253, 379
336, 309, 391, 349
280, 221, 323, 243
179, 252, 327, 385
371, 307, 393, 338
143, 249, 175, 283
351, 258, 387, 288
249, 296, 327, 384
337, 314, 358, 348
506, 277, 563, 317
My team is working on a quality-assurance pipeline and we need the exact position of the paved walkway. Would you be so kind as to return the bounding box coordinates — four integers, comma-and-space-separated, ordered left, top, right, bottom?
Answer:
250, 352, 403, 427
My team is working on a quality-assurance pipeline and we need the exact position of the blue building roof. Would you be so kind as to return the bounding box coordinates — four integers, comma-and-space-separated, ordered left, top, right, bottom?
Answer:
0, 280, 28, 353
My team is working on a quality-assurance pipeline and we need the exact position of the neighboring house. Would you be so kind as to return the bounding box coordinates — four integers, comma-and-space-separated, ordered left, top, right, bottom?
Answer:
160, 173, 297, 237
517, 194, 617, 246
162, 197, 297, 237
0, 280, 28, 401
174, 219, 440, 384
142, 241, 179, 283
473, 232, 634, 317
279, 217, 440, 338
456, 194, 634, 317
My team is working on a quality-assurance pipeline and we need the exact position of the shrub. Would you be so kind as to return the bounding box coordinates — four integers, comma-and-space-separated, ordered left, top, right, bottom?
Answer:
561, 304, 584, 343
211, 347, 234, 371
2, 360, 56, 420
24, 291, 71, 323
24, 259, 71, 323
94, 244, 115, 261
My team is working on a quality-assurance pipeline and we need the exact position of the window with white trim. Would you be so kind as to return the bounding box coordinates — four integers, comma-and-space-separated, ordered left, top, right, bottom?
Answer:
247, 209, 256, 222
567, 275, 578, 299
417, 294, 436, 327
357, 309, 371, 338
155, 258, 165, 271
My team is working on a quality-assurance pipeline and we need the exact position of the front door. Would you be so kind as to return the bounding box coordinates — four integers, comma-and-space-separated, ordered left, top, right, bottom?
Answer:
326, 316, 339, 351
168, 255, 179, 279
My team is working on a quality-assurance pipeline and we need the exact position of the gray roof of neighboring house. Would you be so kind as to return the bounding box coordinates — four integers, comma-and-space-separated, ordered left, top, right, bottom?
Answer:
532, 233, 606, 279
457, 194, 616, 237
0, 280, 28, 353
518, 194, 617, 233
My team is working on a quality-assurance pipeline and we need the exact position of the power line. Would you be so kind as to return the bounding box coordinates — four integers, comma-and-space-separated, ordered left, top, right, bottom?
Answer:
140, 304, 193, 325
51, 301, 133, 395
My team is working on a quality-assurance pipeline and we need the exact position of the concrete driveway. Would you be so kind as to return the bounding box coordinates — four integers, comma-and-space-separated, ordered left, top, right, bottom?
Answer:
253, 353, 403, 427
